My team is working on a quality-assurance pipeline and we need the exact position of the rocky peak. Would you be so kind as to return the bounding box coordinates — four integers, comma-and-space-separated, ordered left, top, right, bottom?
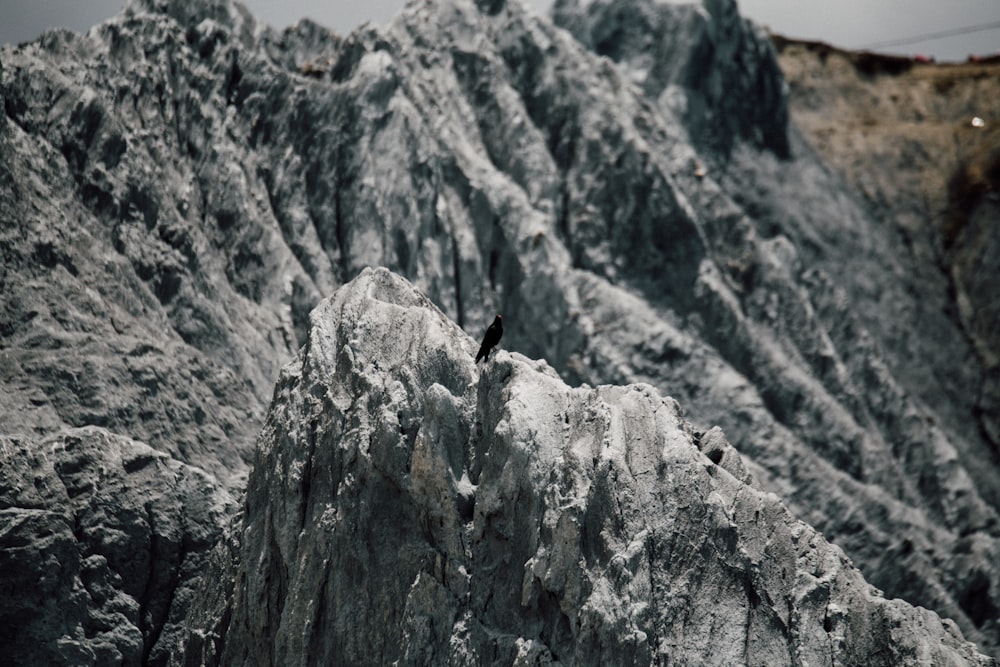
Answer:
178, 267, 994, 665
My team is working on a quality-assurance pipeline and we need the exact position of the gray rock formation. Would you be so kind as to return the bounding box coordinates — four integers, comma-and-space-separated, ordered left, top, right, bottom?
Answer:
551, 0, 1000, 653
177, 267, 994, 665
552, 0, 789, 157
0, 15, 291, 482
2, 0, 999, 661
0, 427, 235, 666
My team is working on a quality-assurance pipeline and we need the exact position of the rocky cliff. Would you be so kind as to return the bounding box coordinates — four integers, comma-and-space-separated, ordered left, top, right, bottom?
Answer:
552, 0, 789, 157
180, 267, 993, 665
552, 0, 1000, 653
0, 427, 235, 664
1, 0, 999, 662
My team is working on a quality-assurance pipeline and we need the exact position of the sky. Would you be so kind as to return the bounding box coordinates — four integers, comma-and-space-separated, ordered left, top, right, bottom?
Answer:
0, 0, 998, 62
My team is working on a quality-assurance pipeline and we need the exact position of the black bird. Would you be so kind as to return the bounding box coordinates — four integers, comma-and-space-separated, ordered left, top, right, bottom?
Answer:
475, 315, 503, 363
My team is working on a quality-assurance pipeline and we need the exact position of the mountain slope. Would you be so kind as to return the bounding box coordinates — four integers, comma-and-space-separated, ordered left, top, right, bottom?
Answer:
552, 0, 1000, 651
0, 427, 235, 665
1, 0, 999, 660
773, 35, 1000, 467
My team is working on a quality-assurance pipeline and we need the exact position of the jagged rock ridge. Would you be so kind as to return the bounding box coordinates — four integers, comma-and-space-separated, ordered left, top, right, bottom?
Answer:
179, 267, 993, 666
552, 0, 789, 157
1, 0, 999, 661
552, 0, 1000, 652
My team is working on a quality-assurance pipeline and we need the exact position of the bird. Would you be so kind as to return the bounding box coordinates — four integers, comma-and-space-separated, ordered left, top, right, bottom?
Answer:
475, 314, 503, 363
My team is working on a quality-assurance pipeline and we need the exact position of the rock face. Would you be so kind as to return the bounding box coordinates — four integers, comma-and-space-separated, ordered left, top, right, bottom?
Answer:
552, 0, 789, 157
2, 0, 1000, 662
552, 1, 1000, 653
0, 427, 235, 666
177, 267, 993, 665
0, 10, 293, 481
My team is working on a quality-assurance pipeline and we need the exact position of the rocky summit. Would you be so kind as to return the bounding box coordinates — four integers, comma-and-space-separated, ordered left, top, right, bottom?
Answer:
1, 0, 998, 664
177, 267, 992, 665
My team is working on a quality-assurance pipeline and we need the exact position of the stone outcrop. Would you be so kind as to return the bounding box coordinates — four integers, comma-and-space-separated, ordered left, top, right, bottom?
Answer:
2, 0, 999, 661
0, 12, 294, 482
552, 2, 1000, 652
177, 267, 994, 665
0, 427, 235, 666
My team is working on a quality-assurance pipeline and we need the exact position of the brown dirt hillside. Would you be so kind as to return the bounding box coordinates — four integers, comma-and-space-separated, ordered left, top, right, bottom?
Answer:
774, 36, 1000, 456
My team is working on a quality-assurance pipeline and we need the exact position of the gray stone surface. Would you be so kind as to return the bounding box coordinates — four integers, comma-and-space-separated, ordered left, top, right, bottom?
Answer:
553, 0, 1000, 652
1, 0, 998, 661
0, 427, 235, 666
552, 0, 790, 157
178, 267, 994, 665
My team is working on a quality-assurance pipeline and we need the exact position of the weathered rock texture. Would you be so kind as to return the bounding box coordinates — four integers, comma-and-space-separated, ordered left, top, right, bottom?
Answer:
0, 10, 292, 481
2, 0, 999, 661
553, 1, 1000, 653
0, 427, 235, 666
178, 267, 995, 665
773, 36, 1000, 463
552, 0, 789, 157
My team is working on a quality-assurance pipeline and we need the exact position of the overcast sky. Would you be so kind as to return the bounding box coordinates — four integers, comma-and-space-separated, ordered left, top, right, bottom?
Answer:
1, 0, 997, 62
